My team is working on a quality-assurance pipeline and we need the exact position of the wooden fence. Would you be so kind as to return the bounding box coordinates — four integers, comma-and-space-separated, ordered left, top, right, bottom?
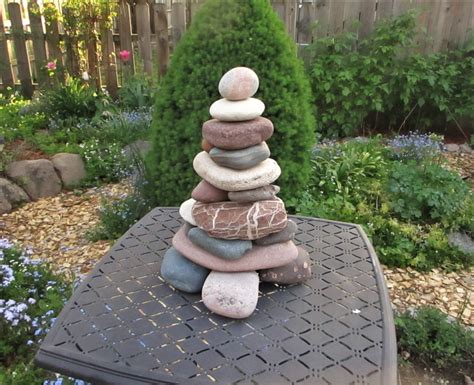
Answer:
1, 0, 473, 98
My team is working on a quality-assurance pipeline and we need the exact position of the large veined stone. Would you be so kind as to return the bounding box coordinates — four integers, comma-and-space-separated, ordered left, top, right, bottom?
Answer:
260, 246, 312, 284
193, 151, 280, 192
192, 199, 287, 240
179, 198, 197, 225
0, 178, 30, 214
202, 117, 273, 150
202, 271, 259, 319
209, 142, 270, 170
209, 98, 264, 122
218, 67, 259, 100
6, 159, 61, 200
52, 153, 86, 188
160, 247, 209, 293
173, 225, 298, 272
188, 227, 252, 260
228, 185, 280, 203
191, 180, 228, 203
255, 219, 298, 246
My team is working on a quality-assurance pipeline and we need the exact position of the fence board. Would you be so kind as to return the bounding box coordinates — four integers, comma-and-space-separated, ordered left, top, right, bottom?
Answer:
44, 5, 64, 82
152, 1, 169, 77
101, 22, 118, 97
136, 0, 153, 75
28, 1, 48, 87
171, 0, 186, 49
314, 0, 330, 38
118, 0, 135, 75
8, 2, 33, 97
296, 0, 316, 44
328, 0, 345, 35
0, 9, 14, 87
359, 0, 377, 38
343, 0, 361, 33
376, 0, 394, 20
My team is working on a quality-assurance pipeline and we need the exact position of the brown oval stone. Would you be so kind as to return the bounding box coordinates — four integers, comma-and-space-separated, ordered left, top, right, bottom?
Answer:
192, 199, 287, 240
202, 117, 274, 150
191, 180, 228, 203
260, 246, 312, 284
201, 138, 214, 152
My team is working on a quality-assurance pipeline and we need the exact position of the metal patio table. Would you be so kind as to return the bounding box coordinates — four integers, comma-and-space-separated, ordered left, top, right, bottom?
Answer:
35, 207, 397, 385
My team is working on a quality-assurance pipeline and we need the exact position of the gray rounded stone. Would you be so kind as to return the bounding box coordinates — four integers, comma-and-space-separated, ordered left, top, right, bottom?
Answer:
52, 153, 86, 188
0, 177, 30, 214
254, 219, 297, 246
188, 227, 252, 260
160, 247, 210, 293
209, 142, 270, 170
209, 98, 265, 122
228, 185, 280, 203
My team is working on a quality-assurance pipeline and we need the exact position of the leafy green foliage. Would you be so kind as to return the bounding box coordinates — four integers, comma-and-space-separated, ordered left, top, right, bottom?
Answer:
387, 162, 470, 224
119, 75, 155, 110
395, 307, 474, 369
307, 11, 474, 137
147, 0, 315, 205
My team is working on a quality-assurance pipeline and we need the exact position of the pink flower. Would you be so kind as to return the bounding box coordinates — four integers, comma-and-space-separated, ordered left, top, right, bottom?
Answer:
46, 61, 56, 70
119, 50, 131, 62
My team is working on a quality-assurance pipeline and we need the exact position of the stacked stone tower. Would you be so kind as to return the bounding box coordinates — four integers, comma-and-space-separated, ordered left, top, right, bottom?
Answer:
160, 67, 311, 319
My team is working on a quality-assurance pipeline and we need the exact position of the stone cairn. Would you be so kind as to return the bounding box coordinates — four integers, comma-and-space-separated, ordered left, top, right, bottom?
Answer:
160, 67, 311, 319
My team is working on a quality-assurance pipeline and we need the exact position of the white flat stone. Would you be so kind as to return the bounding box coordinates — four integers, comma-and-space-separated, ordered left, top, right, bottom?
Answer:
179, 198, 197, 226
202, 271, 259, 319
193, 151, 281, 192
218, 67, 259, 100
209, 98, 265, 122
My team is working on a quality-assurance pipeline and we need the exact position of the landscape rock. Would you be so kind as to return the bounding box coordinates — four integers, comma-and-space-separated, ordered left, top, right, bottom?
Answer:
255, 219, 297, 246
448, 231, 474, 254
228, 185, 280, 203
218, 67, 259, 100
193, 151, 280, 192
192, 199, 287, 240
209, 142, 270, 170
6, 159, 62, 200
191, 180, 228, 203
188, 227, 252, 260
123, 140, 151, 159
160, 247, 209, 293
0, 178, 30, 214
52, 153, 87, 188
202, 117, 273, 150
179, 198, 197, 226
459, 143, 473, 154
209, 98, 264, 121
260, 246, 311, 284
445, 143, 460, 152
202, 271, 259, 319
173, 225, 298, 271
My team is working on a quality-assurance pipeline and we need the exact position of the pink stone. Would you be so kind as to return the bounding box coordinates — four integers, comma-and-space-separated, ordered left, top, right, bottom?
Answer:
191, 180, 228, 203
260, 246, 312, 284
218, 67, 259, 100
173, 226, 298, 272
202, 117, 273, 150
192, 199, 287, 240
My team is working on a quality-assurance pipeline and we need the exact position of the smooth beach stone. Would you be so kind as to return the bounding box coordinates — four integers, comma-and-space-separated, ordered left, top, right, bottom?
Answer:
192, 199, 287, 240
188, 227, 252, 260
193, 151, 281, 192
160, 247, 210, 293
202, 117, 273, 150
228, 185, 280, 203
209, 142, 270, 170
260, 246, 312, 284
254, 219, 297, 246
218, 67, 259, 101
191, 180, 228, 203
179, 198, 197, 226
202, 271, 259, 319
201, 138, 213, 152
173, 226, 298, 272
209, 98, 265, 122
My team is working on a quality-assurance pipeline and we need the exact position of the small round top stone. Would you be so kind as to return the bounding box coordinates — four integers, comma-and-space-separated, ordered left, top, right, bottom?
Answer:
218, 67, 259, 100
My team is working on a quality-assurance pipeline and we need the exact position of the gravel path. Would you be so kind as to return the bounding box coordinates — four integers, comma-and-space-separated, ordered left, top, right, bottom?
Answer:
1, 180, 472, 326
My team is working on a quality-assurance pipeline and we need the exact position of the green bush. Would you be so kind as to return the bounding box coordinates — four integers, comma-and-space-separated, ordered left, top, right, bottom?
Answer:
387, 161, 470, 224
307, 11, 474, 137
395, 307, 474, 370
147, 0, 315, 206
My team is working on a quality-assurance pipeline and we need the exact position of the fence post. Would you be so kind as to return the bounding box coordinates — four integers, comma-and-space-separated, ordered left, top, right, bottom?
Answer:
171, 0, 186, 49
28, 0, 48, 88
44, 3, 65, 83
118, 0, 135, 76
136, 0, 153, 75
0, 8, 14, 88
101, 22, 118, 97
152, 0, 169, 78
8, 2, 33, 98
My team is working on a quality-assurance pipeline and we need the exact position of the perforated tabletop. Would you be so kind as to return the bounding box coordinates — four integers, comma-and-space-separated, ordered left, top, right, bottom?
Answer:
35, 207, 397, 385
